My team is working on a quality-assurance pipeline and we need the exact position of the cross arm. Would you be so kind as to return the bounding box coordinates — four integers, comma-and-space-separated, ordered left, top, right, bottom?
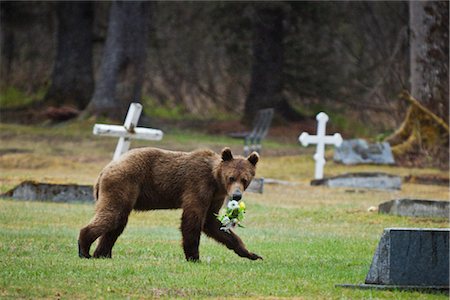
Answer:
93, 124, 163, 141
298, 132, 343, 147
325, 133, 343, 147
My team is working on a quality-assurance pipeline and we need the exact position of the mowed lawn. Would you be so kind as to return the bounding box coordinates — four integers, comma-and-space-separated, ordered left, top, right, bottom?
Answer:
0, 122, 449, 299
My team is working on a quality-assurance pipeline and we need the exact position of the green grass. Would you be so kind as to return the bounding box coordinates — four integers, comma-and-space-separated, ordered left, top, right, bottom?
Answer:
1, 199, 447, 299
0, 121, 449, 299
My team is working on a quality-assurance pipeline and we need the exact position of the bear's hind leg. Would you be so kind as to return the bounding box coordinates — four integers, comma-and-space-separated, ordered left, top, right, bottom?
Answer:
93, 213, 129, 258
78, 211, 125, 259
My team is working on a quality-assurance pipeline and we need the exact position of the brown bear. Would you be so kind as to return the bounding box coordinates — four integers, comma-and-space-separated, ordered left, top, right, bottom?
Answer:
78, 147, 262, 261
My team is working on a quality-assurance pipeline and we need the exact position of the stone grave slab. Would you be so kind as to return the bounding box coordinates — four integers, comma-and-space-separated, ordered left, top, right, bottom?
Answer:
334, 139, 395, 165
1, 181, 94, 203
337, 228, 450, 293
379, 199, 449, 219
311, 172, 401, 190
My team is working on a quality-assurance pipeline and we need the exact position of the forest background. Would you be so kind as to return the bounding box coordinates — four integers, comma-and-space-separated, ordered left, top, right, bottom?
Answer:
0, 1, 448, 167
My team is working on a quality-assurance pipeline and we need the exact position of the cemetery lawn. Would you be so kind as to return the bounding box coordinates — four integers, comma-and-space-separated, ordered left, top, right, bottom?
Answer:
1, 122, 449, 299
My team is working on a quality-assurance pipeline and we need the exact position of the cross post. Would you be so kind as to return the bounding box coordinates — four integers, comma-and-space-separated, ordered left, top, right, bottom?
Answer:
114, 102, 142, 160
298, 112, 343, 179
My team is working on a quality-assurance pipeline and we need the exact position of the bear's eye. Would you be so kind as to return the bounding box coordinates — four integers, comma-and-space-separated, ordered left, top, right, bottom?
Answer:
229, 176, 236, 183
242, 179, 248, 187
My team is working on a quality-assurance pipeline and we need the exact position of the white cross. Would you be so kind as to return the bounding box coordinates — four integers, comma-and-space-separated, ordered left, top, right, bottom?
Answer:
93, 103, 163, 160
298, 112, 343, 180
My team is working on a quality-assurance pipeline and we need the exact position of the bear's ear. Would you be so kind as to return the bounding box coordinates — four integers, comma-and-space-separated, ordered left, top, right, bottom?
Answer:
247, 151, 259, 166
221, 147, 233, 162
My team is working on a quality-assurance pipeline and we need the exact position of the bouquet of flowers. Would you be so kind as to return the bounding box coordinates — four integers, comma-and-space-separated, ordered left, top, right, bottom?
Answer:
216, 199, 246, 233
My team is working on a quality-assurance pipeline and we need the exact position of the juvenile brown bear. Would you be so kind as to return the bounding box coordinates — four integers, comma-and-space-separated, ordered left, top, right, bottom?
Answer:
78, 147, 262, 261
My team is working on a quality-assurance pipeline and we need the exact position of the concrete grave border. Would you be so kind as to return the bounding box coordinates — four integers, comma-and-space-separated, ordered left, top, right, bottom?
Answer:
311, 172, 402, 190
379, 199, 449, 219
1, 181, 94, 203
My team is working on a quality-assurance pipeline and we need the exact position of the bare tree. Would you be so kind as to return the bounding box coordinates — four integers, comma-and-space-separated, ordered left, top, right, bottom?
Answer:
386, 2, 449, 168
244, 4, 302, 122
409, 1, 449, 121
44, 2, 94, 109
85, 1, 151, 119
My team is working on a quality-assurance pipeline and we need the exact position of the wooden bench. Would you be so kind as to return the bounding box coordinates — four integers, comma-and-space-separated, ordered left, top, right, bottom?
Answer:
230, 108, 274, 156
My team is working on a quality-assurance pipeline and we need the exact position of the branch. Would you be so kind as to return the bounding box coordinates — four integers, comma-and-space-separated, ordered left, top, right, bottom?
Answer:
399, 91, 449, 133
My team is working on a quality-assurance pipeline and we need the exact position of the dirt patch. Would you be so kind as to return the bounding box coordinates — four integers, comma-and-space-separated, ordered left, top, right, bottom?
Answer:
204, 119, 319, 144
404, 174, 449, 186
0, 148, 33, 156
0, 153, 75, 169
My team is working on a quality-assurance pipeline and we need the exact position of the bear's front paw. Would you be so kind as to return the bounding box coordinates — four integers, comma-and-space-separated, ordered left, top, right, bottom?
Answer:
248, 252, 263, 260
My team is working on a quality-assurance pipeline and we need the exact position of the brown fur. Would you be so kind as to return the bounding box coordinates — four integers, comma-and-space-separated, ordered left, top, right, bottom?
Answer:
78, 147, 262, 261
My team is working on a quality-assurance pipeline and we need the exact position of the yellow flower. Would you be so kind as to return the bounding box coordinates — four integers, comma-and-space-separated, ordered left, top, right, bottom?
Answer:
239, 201, 246, 210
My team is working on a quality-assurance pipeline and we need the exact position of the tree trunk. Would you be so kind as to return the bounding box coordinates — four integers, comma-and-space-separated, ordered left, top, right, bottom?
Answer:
244, 5, 302, 123
44, 2, 94, 110
387, 1, 449, 168
85, 1, 151, 120
0, 3, 15, 85
409, 1, 449, 122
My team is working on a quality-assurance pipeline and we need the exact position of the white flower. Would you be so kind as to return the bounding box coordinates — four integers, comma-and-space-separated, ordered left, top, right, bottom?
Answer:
220, 226, 231, 233
231, 218, 238, 225
220, 222, 234, 233
227, 200, 239, 210
221, 216, 230, 225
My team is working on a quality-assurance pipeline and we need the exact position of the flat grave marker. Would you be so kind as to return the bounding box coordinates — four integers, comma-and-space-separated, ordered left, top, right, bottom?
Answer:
311, 172, 402, 190
2, 181, 94, 203
379, 199, 449, 218
334, 139, 395, 165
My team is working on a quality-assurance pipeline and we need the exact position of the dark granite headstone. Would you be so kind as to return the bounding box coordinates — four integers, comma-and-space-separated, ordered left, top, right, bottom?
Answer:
1, 181, 94, 202
365, 228, 449, 286
334, 139, 395, 165
311, 172, 401, 190
379, 199, 449, 219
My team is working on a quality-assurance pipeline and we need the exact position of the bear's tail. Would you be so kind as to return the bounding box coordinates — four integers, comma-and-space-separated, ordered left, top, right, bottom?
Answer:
93, 181, 99, 201
93, 172, 102, 201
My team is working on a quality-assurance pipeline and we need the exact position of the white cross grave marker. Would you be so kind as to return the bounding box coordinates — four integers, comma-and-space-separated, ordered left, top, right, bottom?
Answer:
298, 112, 343, 180
93, 103, 163, 160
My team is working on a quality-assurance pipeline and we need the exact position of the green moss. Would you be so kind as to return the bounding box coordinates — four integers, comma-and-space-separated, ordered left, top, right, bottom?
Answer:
0, 86, 46, 108
141, 96, 187, 120
291, 101, 379, 138
141, 95, 238, 122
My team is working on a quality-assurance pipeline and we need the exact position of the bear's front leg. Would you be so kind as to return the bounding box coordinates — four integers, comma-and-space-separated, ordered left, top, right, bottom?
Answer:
180, 207, 205, 261
203, 212, 263, 260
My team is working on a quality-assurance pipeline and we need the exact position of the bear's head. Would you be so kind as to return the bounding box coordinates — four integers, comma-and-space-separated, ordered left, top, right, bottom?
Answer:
218, 147, 259, 201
